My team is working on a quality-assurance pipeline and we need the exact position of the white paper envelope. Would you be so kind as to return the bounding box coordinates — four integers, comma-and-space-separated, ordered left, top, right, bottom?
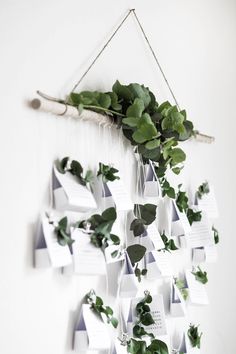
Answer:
34, 222, 51, 268
171, 200, 191, 237
170, 283, 186, 317
131, 294, 167, 337
146, 250, 173, 278
74, 304, 111, 352
106, 179, 133, 211
119, 254, 138, 298
195, 184, 218, 219
71, 229, 106, 275
185, 269, 208, 305
41, 216, 72, 268
143, 161, 162, 198
187, 212, 214, 248
53, 166, 97, 212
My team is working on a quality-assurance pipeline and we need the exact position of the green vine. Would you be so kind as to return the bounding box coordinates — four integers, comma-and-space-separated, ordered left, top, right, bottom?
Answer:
133, 291, 155, 339
191, 266, 208, 284
176, 184, 202, 225
196, 181, 210, 199
86, 290, 118, 328
175, 278, 189, 301
97, 162, 120, 183
48, 216, 74, 247
158, 232, 178, 253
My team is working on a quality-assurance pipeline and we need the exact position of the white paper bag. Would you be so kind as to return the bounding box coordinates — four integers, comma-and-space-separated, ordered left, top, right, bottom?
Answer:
171, 200, 191, 237
195, 184, 218, 219
34, 222, 51, 268
146, 250, 173, 278
53, 166, 97, 212
120, 254, 138, 298
105, 179, 133, 211
74, 304, 111, 352
187, 212, 214, 248
143, 161, 162, 198
170, 283, 186, 317
185, 269, 208, 305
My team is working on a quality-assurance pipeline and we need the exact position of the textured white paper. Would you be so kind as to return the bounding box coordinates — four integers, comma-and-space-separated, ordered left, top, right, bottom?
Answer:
119, 254, 138, 298
171, 200, 191, 237
107, 179, 133, 211
143, 161, 162, 198
42, 217, 72, 268
71, 229, 106, 275
170, 283, 186, 317
185, 269, 208, 305
192, 248, 205, 264
195, 184, 218, 219
53, 166, 97, 212
187, 212, 214, 248
35, 222, 51, 268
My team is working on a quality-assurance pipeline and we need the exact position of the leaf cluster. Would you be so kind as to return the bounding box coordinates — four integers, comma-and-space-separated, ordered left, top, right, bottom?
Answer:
158, 232, 178, 253
57, 157, 93, 186
196, 181, 210, 200
175, 278, 189, 301
50, 216, 74, 247
133, 292, 155, 339
130, 204, 157, 237
187, 324, 202, 349
97, 162, 120, 183
86, 291, 118, 328
176, 185, 202, 225
78, 207, 120, 252
191, 266, 208, 284
127, 338, 169, 354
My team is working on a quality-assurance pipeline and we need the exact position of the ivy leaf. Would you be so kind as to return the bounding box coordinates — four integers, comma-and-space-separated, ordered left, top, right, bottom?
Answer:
187, 324, 202, 349
101, 207, 117, 221
192, 266, 208, 284
147, 339, 169, 354
98, 93, 111, 109
140, 312, 155, 326
212, 226, 219, 244
130, 219, 146, 237
110, 234, 120, 245
187, 208, 202, 225
134, 204, 157, 225
84, 170, 93, 183
127, 244, 146, 265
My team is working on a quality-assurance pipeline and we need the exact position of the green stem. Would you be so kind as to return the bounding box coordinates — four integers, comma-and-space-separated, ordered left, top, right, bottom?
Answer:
83, 104, 125, 117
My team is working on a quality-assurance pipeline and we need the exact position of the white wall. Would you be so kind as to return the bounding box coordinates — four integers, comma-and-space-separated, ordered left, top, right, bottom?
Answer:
0, 0, 236, 353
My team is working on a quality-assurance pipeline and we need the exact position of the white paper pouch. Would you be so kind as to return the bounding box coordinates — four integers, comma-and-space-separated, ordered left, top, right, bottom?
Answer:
119, 253, 138, 298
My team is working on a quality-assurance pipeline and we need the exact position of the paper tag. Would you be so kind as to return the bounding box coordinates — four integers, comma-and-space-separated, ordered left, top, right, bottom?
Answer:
71, 229, 106, 275
185, 269, 208, 305
131, 294, 167, 336
143, 161, 162, 198
147, 250, 173, 277
119, 254, 138, 298
42, 217, 72, 268
187, 212, 214, 248
106, 179, 133, 211
74, 304, 111, 351
53, 166, 97, 212
195, 184, 218, 219
171, 200, 191, 237
146, 222, 165, 250
105, 245, 125, 264
205, 244, 218, 263
34, 222, 51, 268
192, 248, 205, 264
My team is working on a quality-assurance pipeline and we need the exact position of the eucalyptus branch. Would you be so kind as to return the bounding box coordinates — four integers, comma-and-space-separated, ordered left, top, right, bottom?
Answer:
48, 215, 74, 247
97, 162, 120, 183
187, 324, 202, 349
86, 290, 118, 328
57, 157, 93, 186
176, 185, 202, 225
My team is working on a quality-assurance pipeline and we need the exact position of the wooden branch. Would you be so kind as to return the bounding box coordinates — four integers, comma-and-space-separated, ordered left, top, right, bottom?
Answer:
30, 91, 215, 143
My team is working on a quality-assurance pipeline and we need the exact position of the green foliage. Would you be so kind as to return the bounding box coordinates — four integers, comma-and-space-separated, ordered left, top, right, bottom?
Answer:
133, 291, 155, 339
191, 266, 208, 284
196, 181, 210, 199
49, 216, 74, 247
86, 290, 118, 328
175, 278, 189, 300
159, 177, 176, 199
176, 185, 202, 225
57, 157, 93, 186
130, 204, 157, 237
97, 162, 120, 182
134, 264, 147, 283
187, 324, 202, 349
212, 226, 219, 244
78, 207, 120, 251
67, 81, 194, 184
159, 232, 178, 253
126, 244, 147, 265
127, 338, 169, 354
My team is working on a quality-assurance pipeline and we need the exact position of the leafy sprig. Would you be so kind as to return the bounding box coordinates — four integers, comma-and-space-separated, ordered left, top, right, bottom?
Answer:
57, 157, 93, 186
158, 232, 178, 253
130, 204, 157, 237
127, 338, 169, 354
133, 291, 155, 339
187, 324, 202, 349
212, 226, 219, 244
196, 181, 210, 199
175, 278, 189, 301
67, 81, 194, 184
48, 216, 74, 247
176, 185, 202, 225
191, 266, 208, 284
86, 290, 118, 328
126, 244, 147, 282
78, 207, 120, 252
97, 162, 120, 183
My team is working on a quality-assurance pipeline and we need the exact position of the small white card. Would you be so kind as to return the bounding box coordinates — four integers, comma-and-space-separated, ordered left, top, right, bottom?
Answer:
146, 222, 165, 250
143, 161, 162, 198
41, 216, 72, 268
195, 184, 218, 219
192, 248, 205, 264
205, 244, 218, 263
53, 165, 97, 212
71, 229, 106, 275
185, 269, 208, 305
131, 294, 167, 337
170, 283, 186, 317
119, 253, 138, 298
187, 212, 214, 248
74, 304, 111, 352
106, 179, 133, 211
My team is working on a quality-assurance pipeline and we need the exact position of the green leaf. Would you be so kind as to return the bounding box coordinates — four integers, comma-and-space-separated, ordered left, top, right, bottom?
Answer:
98, 93, 111, 109
145, 139, 160, 150
58, 216, 67, 230
192, 266, 208, 284
147, 339, 169, 354
84, 170, 93, 183
110, 316, 118, 328
126, 98, 145, 118
140, 312, 155, 326
110, 234, 120, 245
126, 244, 147, 264
130, 219, 146, 237
122, 117, 139, 127
102, 207, 117, 221
57, 156, 69, 173
71, 160, 83, 176
112, 80, 133, 101
134, 204, 157, 225
128, 83, 151, 108
169, 148, 186, 164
